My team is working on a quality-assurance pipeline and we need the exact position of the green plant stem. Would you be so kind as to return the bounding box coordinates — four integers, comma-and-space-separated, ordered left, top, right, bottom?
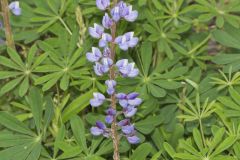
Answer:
58, 17, 72, 35
0, 0, 16, 49
199, 118, 206, 147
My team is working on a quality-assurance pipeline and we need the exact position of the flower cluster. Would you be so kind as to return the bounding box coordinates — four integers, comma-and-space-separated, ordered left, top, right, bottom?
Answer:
87, 0, 141, 144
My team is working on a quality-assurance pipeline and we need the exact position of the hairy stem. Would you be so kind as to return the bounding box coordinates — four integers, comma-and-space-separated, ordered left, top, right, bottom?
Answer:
0, 0, 16, 49
110, 0, 120, 159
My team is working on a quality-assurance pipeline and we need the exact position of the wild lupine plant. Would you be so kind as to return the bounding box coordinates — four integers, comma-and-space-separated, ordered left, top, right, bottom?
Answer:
86, 0, 140, 159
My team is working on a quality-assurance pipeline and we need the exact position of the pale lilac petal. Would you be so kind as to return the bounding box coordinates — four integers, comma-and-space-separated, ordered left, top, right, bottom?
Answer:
94, 63, 104, 76
102, 13, 113, 29
128, 98, 142, 106
127, 92, 139, 99
124, 106, 137, 117
105, 115, 114, 124
91, 127, 104, 136
118, 119, 130, 127
96, 0, 110, 10
128, 68, 139, 77
127, 135, 140, 144
119, 100, 128, 108
96, 121, 106, 129
89, 24, 104, 38
111, 6, 121, 22
122, 125, 134, 135
103, 47, 111, 57
9, 1, 21, 16
116, 93, 127, 99
128, 37, 139, 48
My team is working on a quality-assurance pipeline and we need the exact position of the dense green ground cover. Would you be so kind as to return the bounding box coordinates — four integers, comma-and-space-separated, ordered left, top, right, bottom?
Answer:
1, 0, 240, 159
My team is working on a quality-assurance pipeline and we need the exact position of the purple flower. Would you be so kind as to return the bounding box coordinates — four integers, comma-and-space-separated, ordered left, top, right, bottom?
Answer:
89, 23, 104, 39
123, 6, 138, 22
94, 63, 105, 76
91, 121, 109, 137
96, 0, 110, 10
105, 108, 117, 124
102, 13, 113, 29
118, 119, 130, 127
116, 92, 142, 108
122, 125, 135, 135
115, 32, 138, 51
105, 80, 117, 95
102, 57, 113, 70
117, 1, 128, 17
111, 6, 121, 22
99, 33, 112, 48
103, 47, 111, 57
127, 92, 142, 106
93, 58, 112, 76
127, 135, 140, 144
9, 1, 21, 16
86, 47, 102, 62
123, 106, 137, 117
90, 92, 105, 107
116, 59, 139, 78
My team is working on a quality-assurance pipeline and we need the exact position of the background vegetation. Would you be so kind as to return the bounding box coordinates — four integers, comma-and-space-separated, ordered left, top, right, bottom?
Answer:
1, 0, 240, 159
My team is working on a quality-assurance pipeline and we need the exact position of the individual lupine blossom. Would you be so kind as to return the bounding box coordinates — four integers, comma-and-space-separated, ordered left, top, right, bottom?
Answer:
111, 1, 138, 22
102, 13, 113, 29
90, 92, 105, 107
115, 32, 138, 51
96, 0, 110, 10
99, 33, 112, 48
89, 0, 141, 145
116, 59, 139, 77
89, 23, 104, 39
105, 108, 117, 124
105, 80, 117, 95
118, 119, 140, 144
91, 121, 110, 137
9, 1, 21, 16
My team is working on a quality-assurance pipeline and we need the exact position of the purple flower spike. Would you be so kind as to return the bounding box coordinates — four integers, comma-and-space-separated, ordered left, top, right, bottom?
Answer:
123, 6, 138, 22
89, 23, 104, 39
90, 92, 105, 107
124, 106, 137, 117
99, 33, 112, 48
96, 0, 110, 10
111, 6, 121, 22
105, 80, 117, 95
103, 13, 113, 29
86, 47, 102, 62
127, 135, 140, 144
115, 32, 138, 51
9, 1, 21, 16
122, 125, 135, 135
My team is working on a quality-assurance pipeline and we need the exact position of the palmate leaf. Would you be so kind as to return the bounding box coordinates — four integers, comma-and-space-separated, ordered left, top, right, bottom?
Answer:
0, 112, 41, 160
31, 0, 73, 34
35, 40, 86, 91
0, 45, 47, 96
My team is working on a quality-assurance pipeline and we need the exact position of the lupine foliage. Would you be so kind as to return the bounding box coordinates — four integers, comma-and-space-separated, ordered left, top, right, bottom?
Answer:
1, 0, 240, 159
